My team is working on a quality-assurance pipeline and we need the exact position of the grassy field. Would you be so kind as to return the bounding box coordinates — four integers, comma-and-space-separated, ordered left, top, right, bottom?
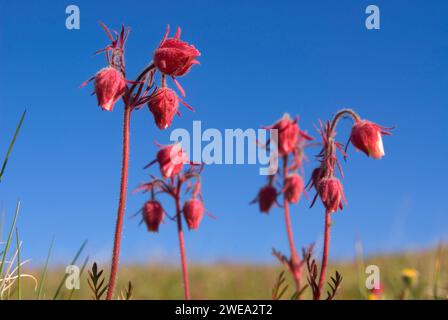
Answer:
13, 245, 447, 300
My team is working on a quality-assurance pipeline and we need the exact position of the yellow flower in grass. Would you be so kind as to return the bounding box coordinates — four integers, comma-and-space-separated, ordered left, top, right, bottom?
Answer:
401, 268, 418, 287
368, 294, 380, 300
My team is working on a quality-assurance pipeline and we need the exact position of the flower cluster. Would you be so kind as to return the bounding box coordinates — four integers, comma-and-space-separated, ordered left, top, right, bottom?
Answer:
309, 111, 392, 214
83, 24, 199, 130
252, 113, 312, 294
252, 110, 392, 300
304, 109, 391, 300
81, 23, 130, 112
140, 144, 207, 232
253, 114, 312, 214
138, 144, 207, 300
308, 120, 347, 213
82, 23, 201, 300
149, 26, 199, 129
82, 21, 395, 301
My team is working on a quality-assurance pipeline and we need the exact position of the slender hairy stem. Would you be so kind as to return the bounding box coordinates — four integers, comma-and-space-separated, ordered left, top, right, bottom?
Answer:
282, 155, 302, 292
330, 108, 360, 131
104, 63, 155, 300
317, 210, 331, 299
106, 105, 131, 300
175, 179, 191, 300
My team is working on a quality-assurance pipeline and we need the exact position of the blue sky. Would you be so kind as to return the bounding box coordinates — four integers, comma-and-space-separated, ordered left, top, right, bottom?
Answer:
0, 0, 447, 266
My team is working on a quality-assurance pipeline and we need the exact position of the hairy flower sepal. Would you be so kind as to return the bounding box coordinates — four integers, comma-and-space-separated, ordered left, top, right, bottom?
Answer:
318, 177, 346, 213
154, 25, 200, 78
94, 67, 127, 111
283, 174, 304, 204
350, 119, 392, 159
156, 144, 189, 179
141, 200, 165, 232
79, 67, 128, 112
183, 199, 205, 230
148, 87, 194, 130
263, 114, 312, 157
252, 184, 278, 214
148, 87, 178, 129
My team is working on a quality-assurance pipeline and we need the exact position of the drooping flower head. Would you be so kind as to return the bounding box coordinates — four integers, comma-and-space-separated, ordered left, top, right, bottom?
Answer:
94, 67, 126, 111
350, 119, 392, 160
183, 198, 205, 230
283, 174, 304, 204
142, 200, 165, 232
156, 143, 189, 179
148, 87, 179, 129
257, 185, 278, 213
266, 114, 312, 157
154, 26, 200, 77
318, 177, 346, 213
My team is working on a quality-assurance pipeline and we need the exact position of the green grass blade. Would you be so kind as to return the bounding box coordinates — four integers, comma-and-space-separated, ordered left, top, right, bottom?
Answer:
15, 228, 21, 300
36, 236, 55, 299
433, 243, 443, 299
0, 200, 20, 278
0, 110, 26, 182
52, 239, 87, 300
0, 207, 5, 245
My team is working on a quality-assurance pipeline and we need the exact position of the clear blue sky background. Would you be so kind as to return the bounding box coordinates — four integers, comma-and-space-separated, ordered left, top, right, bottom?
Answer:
0, 0, 447, 266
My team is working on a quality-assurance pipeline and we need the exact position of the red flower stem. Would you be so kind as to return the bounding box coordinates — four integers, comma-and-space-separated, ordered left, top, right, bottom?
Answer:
106, 104, 131, 300
317, 210, 331, 299
105, 64, 156, 300
330, 109, 360, 131
175, 179, 191, 300
282, 155, 302, 292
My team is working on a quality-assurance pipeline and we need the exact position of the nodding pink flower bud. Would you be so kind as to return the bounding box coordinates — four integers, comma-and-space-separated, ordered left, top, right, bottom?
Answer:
258, 185, 277, 213
154, 26, 200, 77
318, 177, 346, 213
284, 174, 304, 203
267, 114, 312, 157
350, 120, 391, 160
142, 200, 165, 232
274, 116, 299, 156
156, 144, 188, 179
94, 67, 126, 111
183, 199, 205, 230
148, 87, 179, 130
